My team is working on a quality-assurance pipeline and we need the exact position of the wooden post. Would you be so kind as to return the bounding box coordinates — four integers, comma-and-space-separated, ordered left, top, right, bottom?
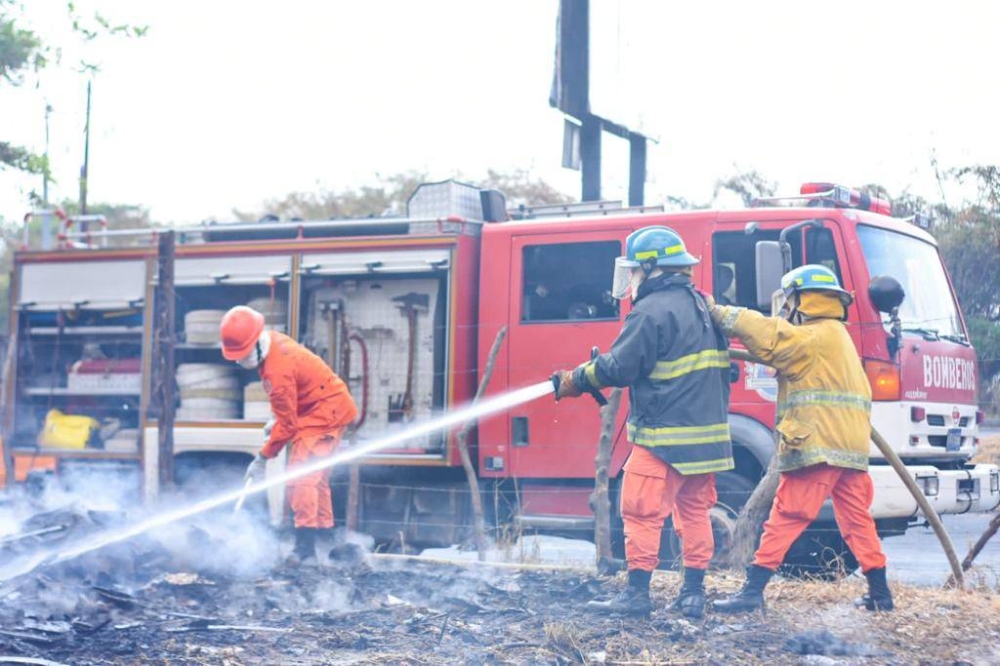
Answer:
726, 454, 779, 569
456, 326, 507, 562
152, 231, 176, 487
0, 337, 15, 486
948, 511, 1000, 586
346, 463, 361, 532
593, 387, 623, 565
726, 348, 964, 588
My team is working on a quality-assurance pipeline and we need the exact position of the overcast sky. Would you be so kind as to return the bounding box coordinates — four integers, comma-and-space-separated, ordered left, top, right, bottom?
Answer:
2, 0, 998, 224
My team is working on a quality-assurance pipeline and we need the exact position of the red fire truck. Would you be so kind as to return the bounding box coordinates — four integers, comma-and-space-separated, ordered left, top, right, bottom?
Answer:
3, 180, 997, 573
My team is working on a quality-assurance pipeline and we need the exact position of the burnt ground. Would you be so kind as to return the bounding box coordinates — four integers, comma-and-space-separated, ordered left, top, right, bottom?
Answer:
2, 503, 1000, 665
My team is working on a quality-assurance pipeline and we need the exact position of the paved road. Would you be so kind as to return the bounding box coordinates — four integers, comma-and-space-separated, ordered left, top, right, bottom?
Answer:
882, 425, 999, 587
884, 513, 999, 587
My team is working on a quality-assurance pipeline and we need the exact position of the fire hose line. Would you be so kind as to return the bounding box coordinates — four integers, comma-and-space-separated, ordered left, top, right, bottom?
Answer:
727, 348, 965, 589
0, 381, 555, 584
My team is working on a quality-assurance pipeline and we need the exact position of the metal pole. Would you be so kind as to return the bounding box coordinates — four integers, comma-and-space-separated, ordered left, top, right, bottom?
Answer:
581, 115, 601, 201
43, 103, 51, 207
628, 133, 646, 207
80, 80, 91, 215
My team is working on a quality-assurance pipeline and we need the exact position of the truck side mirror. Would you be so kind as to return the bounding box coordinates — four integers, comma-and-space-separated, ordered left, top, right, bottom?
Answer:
868, 275, 905, 313
869, 275, 905, 359
755, 241, 783, 310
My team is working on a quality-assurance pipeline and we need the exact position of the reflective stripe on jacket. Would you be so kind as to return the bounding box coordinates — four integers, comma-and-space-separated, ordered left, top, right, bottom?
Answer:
712, 294, 872, 473
575, 273, 734, 475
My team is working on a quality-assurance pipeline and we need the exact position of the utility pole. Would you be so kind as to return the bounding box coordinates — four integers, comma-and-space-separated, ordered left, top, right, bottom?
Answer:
79, 80, 92, 215
43, 103, 52, 207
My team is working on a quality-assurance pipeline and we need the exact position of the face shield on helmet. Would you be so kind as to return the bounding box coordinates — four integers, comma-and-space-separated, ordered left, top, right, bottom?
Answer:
772, 288, 797, 320
611, 257, 641, 300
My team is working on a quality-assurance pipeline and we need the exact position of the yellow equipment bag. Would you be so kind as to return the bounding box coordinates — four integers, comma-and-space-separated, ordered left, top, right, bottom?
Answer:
37, 409, 99, 449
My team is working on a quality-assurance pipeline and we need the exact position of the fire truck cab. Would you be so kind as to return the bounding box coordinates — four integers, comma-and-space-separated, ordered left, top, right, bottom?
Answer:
3, 180, 997, 574
475, 183, 998, 570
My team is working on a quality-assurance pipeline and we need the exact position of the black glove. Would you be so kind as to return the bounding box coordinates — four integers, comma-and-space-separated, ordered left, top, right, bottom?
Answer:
552, 369, 584, 401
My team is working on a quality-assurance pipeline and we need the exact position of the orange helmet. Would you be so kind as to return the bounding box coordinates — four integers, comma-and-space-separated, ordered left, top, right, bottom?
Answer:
220, 306, 266, 360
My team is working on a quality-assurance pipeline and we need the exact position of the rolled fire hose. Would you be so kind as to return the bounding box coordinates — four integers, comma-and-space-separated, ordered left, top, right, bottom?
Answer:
728, 347, 964, 588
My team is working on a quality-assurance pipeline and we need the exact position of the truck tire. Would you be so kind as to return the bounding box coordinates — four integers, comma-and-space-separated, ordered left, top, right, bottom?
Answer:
780, 527, 859, 580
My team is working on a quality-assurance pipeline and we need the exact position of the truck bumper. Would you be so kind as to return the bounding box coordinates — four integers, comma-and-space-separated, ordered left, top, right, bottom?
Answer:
866, 463, 1000, 519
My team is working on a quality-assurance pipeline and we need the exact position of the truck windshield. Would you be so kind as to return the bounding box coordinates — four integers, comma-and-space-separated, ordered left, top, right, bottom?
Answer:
857, 225, 964, 340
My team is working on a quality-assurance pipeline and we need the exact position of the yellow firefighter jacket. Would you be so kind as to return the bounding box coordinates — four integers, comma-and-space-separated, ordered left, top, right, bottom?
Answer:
711, 291, 872, 472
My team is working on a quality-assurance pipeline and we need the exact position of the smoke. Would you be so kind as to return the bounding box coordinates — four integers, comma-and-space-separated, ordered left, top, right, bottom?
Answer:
1, 458, 139, 530
0, 380, 554, 583
0, 456, 279, 584
144, 511, 283, 579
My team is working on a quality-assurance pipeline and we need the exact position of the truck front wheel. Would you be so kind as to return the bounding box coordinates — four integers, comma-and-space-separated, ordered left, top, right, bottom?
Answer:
659, 471, 756, 569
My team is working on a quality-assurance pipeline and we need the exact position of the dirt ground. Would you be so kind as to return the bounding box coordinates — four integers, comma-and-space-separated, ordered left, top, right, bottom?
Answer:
3, 533, 1000, 666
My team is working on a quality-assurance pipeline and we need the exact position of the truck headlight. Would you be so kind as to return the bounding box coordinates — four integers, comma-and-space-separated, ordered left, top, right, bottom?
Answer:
916, 474, 940, 497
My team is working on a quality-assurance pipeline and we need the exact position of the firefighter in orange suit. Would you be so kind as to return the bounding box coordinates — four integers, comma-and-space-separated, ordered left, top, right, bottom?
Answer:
553, 226, 734, 619
221, 306, 358, 565
710, 265, 894, 613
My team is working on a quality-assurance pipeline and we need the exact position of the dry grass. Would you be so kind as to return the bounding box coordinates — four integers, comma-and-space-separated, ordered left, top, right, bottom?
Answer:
639, 569, 1000, 665
973, 434, 1000, 465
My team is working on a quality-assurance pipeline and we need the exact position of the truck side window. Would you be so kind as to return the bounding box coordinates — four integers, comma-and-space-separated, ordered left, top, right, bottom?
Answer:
804, 226, 843, 279
712, 227, 841, 312
522, 241, 620, 322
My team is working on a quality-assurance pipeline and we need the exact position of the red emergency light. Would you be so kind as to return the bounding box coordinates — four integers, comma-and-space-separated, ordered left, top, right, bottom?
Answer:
799, 182, 892, 216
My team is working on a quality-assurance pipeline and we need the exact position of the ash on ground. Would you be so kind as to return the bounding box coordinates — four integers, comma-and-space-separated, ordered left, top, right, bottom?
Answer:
2, 498, 1000, 665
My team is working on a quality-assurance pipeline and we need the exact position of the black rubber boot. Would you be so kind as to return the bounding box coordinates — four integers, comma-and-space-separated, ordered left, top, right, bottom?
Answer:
712, 565, 774, 613
669, 567, 707, 619
855, 567, 894, 612
286, 528, 318, 566
586, 569, 653, 616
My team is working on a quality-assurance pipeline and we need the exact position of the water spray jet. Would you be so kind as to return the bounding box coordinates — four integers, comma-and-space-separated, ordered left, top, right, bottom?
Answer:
0, 381, 554, 583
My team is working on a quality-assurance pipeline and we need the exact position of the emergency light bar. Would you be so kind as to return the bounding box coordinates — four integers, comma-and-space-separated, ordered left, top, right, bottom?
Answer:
751, 182, 892, 216
798, 183, 892, 216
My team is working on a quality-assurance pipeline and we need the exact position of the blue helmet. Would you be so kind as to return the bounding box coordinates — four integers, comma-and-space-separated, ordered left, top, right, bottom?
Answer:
623, 226, 699, 270
781, 264, 853, 306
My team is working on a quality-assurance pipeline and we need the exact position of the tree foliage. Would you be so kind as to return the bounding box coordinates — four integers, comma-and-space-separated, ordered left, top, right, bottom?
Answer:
0, 1, 145, 176
0, 5, 43, 84
713, 169, 777, 207
234, 169, 573, 222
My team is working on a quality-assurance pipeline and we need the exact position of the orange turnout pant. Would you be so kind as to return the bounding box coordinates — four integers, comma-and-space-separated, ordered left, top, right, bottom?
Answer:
754, 463, 887, 572
286, 433, 341, 529
621, 446, 718, 572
